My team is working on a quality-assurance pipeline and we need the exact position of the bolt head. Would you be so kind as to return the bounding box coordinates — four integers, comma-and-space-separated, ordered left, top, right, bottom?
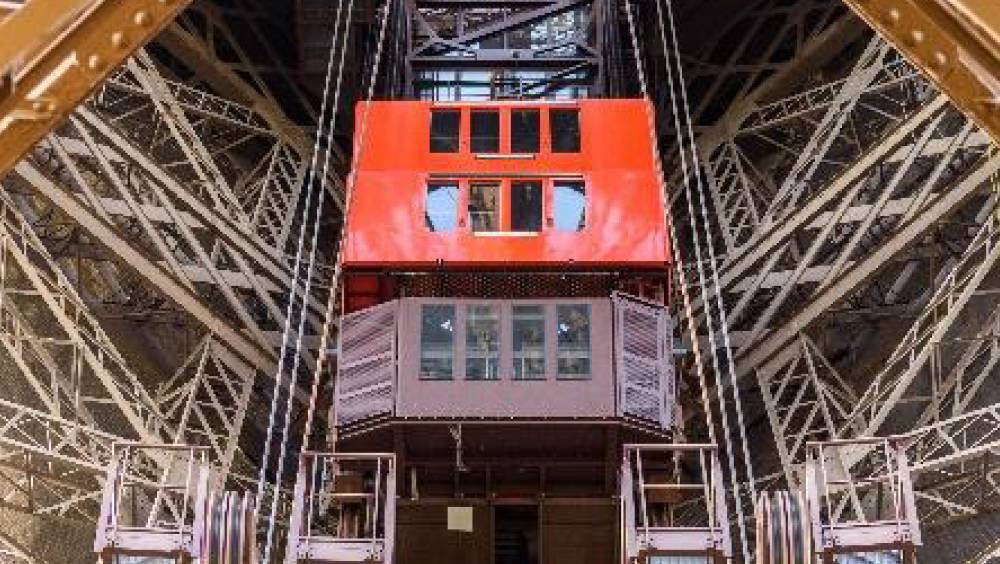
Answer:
111, 31, 128, 49
87, 54, 105, 71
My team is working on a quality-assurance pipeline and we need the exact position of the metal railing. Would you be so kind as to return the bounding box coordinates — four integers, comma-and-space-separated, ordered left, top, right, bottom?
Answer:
94, 443, 210, 560
285, 452, 397, 563
621, 444, 731, 563
806, 437, 920, 558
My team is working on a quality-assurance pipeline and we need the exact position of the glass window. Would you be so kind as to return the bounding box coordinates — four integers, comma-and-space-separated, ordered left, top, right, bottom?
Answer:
511, 109, 540, 153
511, 180, 542, 232
553, 181, 585, 231
513, 305, 545, 380
551, 109, 580, 153
556, 304, 591, 378
471, 110, 500, 153
426, 183, 458, 232
833, 552, 902, 564
648, 558, 711, 564
466, 304, 500, 380
420, 305, 455, 379
469, 182, 500, 232
430, 110, 460, 153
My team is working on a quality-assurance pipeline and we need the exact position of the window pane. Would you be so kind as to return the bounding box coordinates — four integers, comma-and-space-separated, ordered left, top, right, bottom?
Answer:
833, 552, 902, 564
466, 304, 500, 380
513, 305, 545, 380
550, 109, 580, 153
430, 110, 460, 153
426, 183, 458, 232
471, 110, 500, 153
511, 109, 540, 153
557, 304, 591, 378
511, 180, 542, 232
469, 182, 499, 232
420, 305, 455, 379
554, 181, 585, 231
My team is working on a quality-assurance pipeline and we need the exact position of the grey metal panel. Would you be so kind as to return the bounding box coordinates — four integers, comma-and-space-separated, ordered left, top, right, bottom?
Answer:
614, 293, 673, 429
395, 297, 615, 419
336, 300, 398, 426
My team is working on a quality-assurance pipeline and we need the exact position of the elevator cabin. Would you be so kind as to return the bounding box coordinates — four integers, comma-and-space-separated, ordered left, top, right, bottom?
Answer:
316, 99, 680, 564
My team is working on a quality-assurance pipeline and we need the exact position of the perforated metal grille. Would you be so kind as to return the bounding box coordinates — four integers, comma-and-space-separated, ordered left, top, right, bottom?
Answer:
614, 293, 674, 428
395, 272, 665, 300
336, 301, 398, 426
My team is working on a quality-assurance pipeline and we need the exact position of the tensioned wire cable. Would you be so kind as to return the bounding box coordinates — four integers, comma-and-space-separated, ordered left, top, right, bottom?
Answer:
623, 0, 757, 561
652, 0, 760, 559
622, 0, 721, 446
258, 0, 394, 562
656, 0, 758, 505
299, 0, 395, 457
254, 0, 354, 560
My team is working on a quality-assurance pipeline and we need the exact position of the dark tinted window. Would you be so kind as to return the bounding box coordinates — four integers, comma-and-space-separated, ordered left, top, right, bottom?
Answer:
430, 110, 460, 153
471, 110, 500, 153
511, 180, 542, 232
511, 109, 540, 153
550, 109, 580, 153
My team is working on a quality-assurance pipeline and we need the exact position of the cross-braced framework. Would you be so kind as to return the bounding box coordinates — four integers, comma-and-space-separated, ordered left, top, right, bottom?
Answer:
3, 0, 1000, 561
404, 0, 614, 100
0, 2, 349, 558
630, 0, 1000, 552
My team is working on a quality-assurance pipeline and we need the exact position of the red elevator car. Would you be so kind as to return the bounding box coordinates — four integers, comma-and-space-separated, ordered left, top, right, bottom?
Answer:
343, 99, 671, 270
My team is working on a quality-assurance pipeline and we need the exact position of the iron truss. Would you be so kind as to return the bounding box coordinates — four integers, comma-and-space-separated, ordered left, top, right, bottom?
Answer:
656, 0, 1000, 551
0, 1, 343, 560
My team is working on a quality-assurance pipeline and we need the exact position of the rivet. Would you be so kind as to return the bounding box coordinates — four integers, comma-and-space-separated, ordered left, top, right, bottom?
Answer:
31, 100, 51, 113
133, 11, 152, 26
931, 51, 948, 69
111, 31, 128, 49
884, 8, 901, 25
909, 29, 925, 44
87, 54, 105, 71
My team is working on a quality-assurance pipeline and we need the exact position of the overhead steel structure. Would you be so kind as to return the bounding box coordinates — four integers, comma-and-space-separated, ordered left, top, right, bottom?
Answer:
0, 0, 997, 563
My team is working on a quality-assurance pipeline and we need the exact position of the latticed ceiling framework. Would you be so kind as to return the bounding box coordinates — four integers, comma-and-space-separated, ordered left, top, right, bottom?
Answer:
0, 0, 999, 562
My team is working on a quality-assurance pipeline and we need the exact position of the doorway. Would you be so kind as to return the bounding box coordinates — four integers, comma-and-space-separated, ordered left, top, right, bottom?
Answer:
494, 505, 539, 564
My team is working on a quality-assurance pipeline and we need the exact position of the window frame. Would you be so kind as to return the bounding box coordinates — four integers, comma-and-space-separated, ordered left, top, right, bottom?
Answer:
429, 109, 462, 153
510, 108, 541, 154
414, 300, 596, 382
464, 303, 502, 381
424, 180, 460, 232
424, 177, 587, 235
508, 179, 544, 233
418, 303, 457, 380
549, 108, 582, 153
552, 179, 587, 232
470, 108, 501, 154
468, 180, 502, 233
427, 105, 584, 156
555, 303, 592, 380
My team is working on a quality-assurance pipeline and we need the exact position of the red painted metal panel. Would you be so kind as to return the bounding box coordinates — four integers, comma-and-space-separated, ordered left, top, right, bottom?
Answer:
343, 99, 671, 270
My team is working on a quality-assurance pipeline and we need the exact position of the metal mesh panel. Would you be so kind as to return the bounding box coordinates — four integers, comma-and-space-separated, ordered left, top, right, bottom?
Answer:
614, 294, 673, 428
336, 301, 398, 426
